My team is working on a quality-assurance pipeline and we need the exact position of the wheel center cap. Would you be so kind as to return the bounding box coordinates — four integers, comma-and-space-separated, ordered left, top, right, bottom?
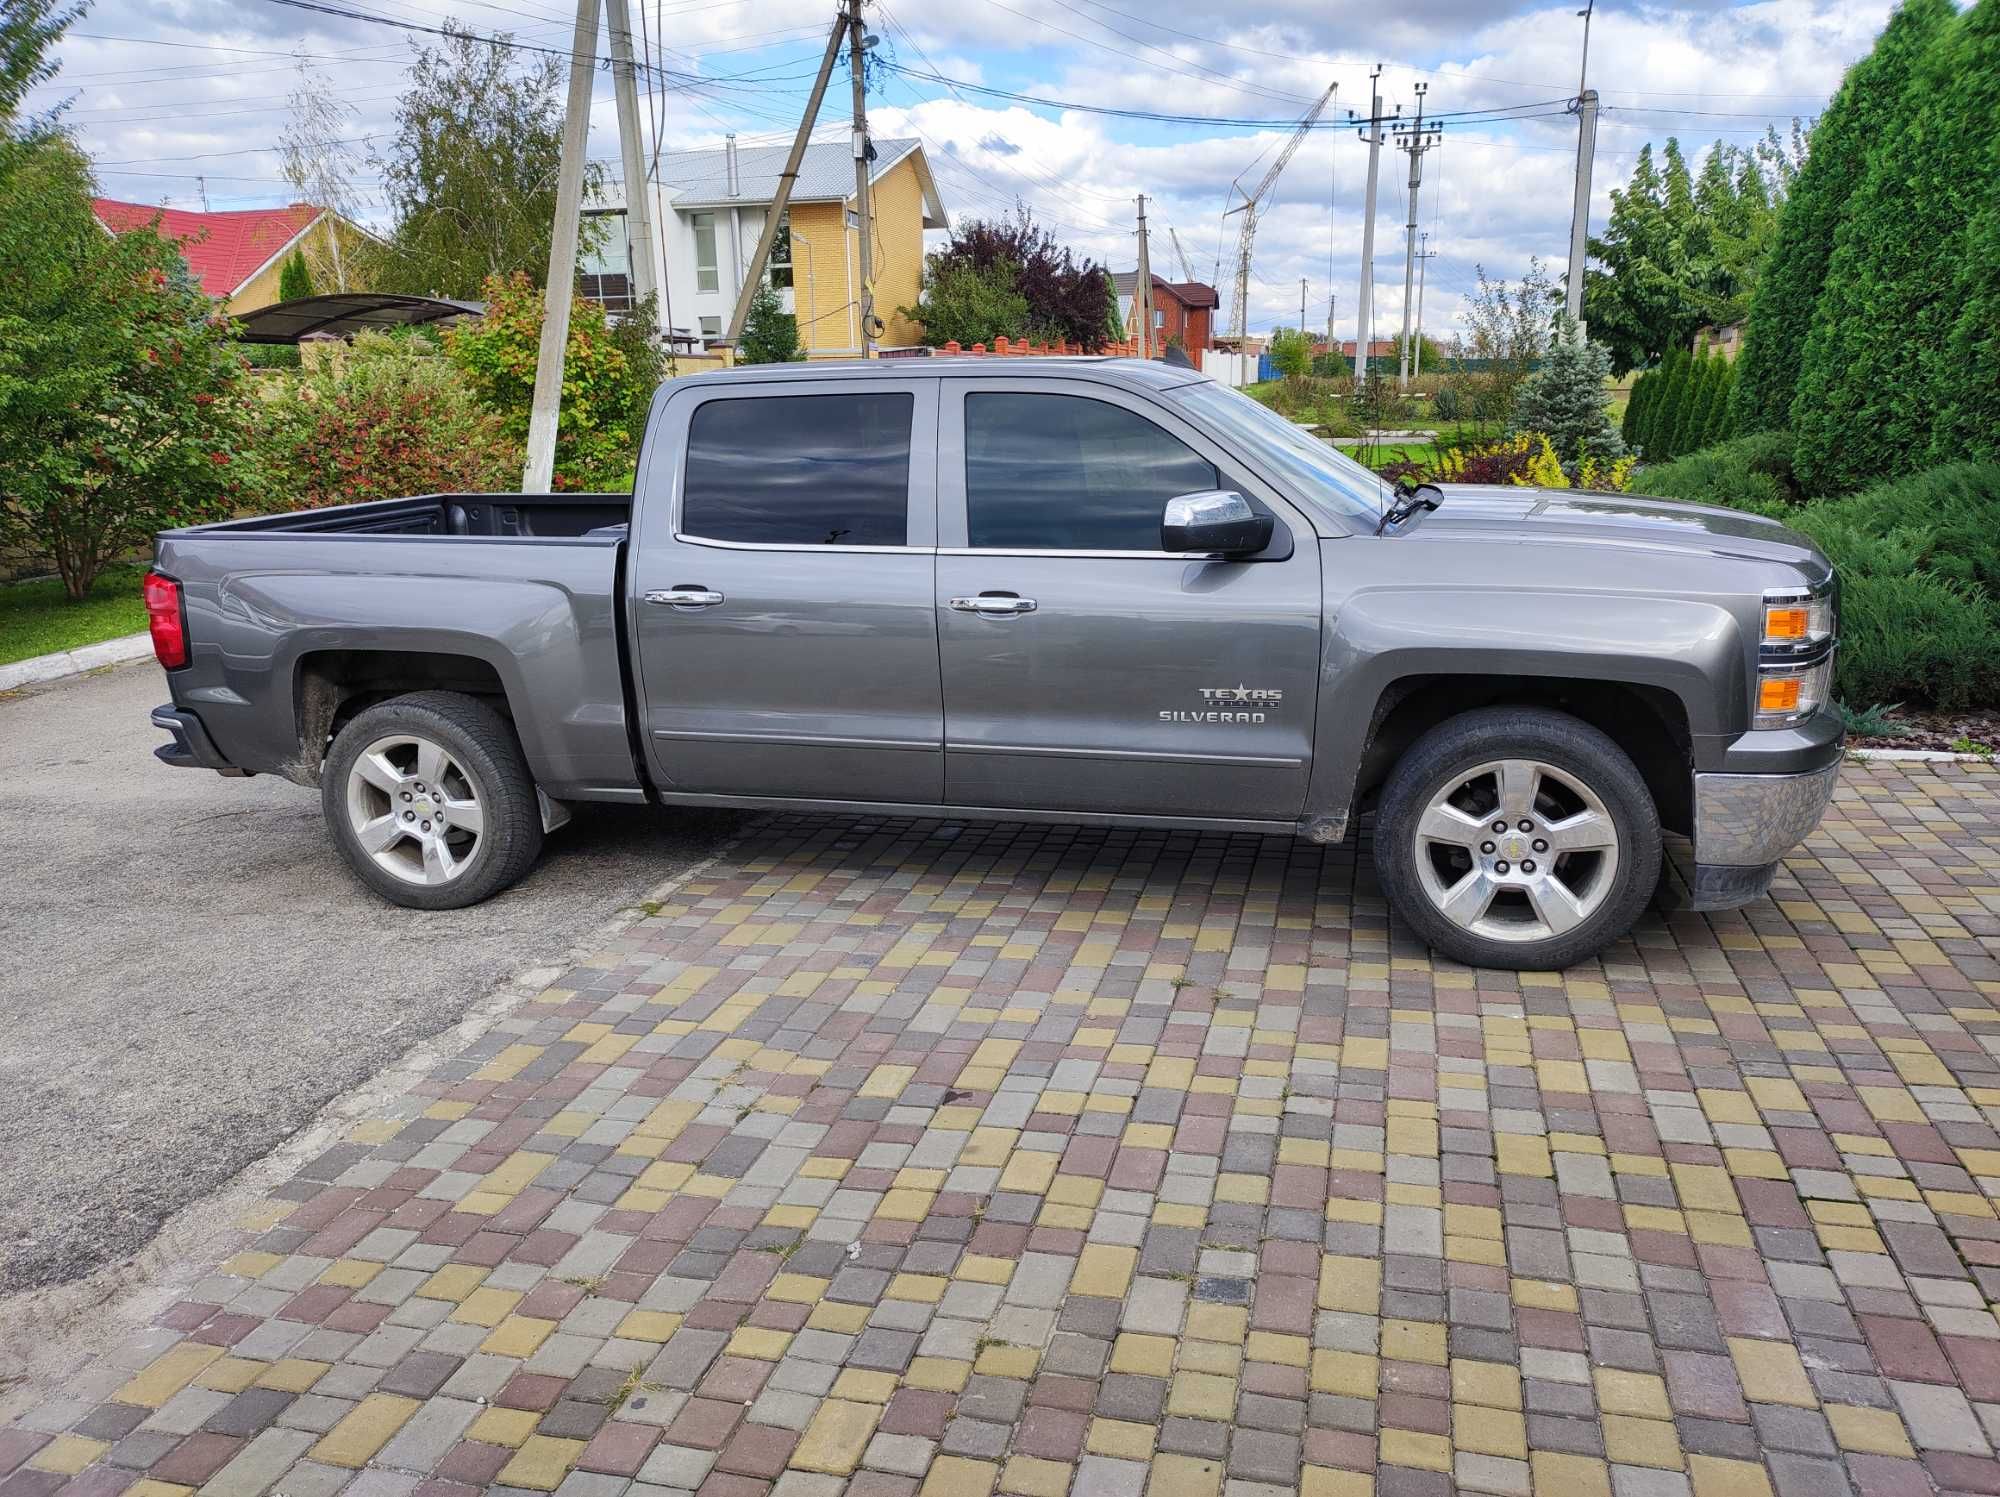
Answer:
415, 797, 435, 817
1500, 834, 1529, 861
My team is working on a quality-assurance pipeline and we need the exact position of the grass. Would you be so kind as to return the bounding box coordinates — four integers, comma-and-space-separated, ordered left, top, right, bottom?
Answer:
0, 564, 149, 667
1335, 440, 1443, 472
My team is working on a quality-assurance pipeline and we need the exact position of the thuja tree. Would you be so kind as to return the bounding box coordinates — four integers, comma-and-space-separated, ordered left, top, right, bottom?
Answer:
1791, 2, 1981, 494
1732, 0, 1953, 434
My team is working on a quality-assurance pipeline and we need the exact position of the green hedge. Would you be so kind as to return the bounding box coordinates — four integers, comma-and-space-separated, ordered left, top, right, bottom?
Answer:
1632, 453, 2000, 709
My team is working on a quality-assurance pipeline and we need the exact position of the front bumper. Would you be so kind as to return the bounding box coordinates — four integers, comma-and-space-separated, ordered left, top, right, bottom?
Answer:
1677, 759, 1840, 910
151, 704, 248, 776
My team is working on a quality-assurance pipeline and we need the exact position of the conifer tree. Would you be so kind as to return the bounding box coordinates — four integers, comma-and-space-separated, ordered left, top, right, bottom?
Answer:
1792, 3, 1974, 493
1733, 0, 1953, 435
1929, 0, 2000, 465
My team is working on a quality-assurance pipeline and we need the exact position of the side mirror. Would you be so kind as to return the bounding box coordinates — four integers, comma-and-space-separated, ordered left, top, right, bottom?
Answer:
1161, 490, 1273, 556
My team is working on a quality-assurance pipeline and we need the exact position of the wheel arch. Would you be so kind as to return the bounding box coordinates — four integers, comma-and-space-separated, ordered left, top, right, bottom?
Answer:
1345, 673, 1694, 837
292, 647, 521, 785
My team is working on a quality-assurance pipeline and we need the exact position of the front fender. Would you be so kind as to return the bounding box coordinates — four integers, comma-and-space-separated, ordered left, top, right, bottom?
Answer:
1308, 586, 1743, 825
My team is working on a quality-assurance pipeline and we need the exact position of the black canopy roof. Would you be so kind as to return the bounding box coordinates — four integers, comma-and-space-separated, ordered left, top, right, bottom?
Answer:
231, 293, 484, 345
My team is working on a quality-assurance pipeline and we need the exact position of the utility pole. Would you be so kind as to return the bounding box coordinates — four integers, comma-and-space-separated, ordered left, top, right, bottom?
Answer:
1135, 194, 1153, 357
522, 0, 601, 494
723, 9, 850, 346
1299, 277, 1307, 339
1564, 0, 1598, 330
847, 0, 881, 356
197, 175, 209, 211
1353, 65, 1388, 391
604, 0, 659, 308
1325, 290, 1336, 363
1392, 83, 1442, 391
1413, 232, 1438, 376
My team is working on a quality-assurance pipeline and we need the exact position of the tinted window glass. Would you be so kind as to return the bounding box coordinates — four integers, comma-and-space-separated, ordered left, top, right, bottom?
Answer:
965, 393, 1218, 550
683, 393, 912, 546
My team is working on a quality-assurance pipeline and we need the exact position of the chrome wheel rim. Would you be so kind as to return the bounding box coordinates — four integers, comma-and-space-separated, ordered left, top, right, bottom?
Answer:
344, 733, 486, 886
1412, 758, 1620, 944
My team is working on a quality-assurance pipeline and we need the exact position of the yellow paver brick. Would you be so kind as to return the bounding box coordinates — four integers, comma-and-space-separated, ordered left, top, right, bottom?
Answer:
310, 1394, 421, 1468
1087, 1417, 1156, 1460
116, 1344, 225, 1408
1728, 1337, 1818, 1407
1826, 1404, 1915, 1457
921, 1457, 999, 1497
1002, 1456, 1075, 1497
792, 1399, 882, 1475
30, 1436, 108, 1475
1380, 1429, 1451, 1471
497, 1436, 586, 1492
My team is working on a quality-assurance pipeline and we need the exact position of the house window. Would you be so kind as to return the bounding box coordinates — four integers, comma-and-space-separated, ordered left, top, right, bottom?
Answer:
699, 315, 721, 337
578, 209, 632, 313
692, 212, 718, 293
768, 213, 793, 290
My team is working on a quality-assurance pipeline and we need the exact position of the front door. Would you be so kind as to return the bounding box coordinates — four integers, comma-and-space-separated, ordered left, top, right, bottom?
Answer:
630, 379, 944, 804
936, 381, 1322, 822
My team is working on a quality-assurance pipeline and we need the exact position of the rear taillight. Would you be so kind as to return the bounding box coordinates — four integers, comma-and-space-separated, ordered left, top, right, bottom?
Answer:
144, 570, 188, 669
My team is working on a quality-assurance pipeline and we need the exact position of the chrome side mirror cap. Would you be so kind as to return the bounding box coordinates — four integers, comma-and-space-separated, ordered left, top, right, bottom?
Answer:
1161, 490, 1274, 555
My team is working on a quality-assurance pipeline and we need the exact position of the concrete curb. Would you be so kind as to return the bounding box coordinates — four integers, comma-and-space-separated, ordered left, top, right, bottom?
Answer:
0, 631, 151, 693
1849, 747, 1994, 764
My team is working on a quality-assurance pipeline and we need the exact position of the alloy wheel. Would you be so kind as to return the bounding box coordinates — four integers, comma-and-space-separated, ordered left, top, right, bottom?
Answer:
1410, 757, 1621, 943
343, 733, 486, 886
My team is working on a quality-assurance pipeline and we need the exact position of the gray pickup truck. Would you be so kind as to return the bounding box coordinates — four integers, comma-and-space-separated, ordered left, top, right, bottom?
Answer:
146, 357, 1841, 969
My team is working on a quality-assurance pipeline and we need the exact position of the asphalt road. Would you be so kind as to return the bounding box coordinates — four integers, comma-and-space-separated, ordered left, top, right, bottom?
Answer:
0, 660, 742, 1299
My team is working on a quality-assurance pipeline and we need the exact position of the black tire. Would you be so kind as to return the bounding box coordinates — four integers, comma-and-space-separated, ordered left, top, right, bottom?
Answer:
1372, 706, 1662, 970
321, 690, 544, 910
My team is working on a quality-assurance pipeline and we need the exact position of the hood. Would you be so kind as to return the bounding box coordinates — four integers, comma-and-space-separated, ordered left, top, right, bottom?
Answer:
1404, 486, 1830, 580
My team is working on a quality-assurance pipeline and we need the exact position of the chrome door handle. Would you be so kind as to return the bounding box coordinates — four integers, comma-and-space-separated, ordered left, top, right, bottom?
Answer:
645, 587, 725, 608
949, 595, 1037, 615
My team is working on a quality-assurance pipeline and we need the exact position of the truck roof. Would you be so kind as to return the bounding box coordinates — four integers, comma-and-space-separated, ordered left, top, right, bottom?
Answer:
671, 355, 1208, 393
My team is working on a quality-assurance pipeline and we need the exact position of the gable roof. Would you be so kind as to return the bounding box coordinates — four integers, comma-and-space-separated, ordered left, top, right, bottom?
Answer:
92, 199, 326, 299
592, 138, 945, 226
1111, 271, 1220, 309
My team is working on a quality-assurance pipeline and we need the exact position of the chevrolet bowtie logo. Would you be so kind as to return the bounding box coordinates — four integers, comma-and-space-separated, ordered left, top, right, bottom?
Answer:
1198, 685, 1283, 703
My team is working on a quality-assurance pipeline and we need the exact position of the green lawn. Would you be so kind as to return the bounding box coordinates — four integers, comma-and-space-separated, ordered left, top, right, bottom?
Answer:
0, 564, 149, 667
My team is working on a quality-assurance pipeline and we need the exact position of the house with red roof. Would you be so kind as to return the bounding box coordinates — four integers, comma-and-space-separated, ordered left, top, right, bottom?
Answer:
91, 199, 372, 314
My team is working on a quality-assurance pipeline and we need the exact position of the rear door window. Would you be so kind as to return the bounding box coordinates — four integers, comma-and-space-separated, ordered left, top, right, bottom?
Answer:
964, 392, 1219, 551
682, 392, 914, 546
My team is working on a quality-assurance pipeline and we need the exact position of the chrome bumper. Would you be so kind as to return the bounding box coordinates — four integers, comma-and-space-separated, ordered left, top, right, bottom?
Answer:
1694, 761, 1839, 868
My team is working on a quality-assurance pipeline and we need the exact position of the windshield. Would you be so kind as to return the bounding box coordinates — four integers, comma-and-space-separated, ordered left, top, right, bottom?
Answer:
1168, 378, 1388, 526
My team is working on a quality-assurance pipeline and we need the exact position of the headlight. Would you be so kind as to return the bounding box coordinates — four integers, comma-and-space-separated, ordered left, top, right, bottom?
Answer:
1762, 589, 1834, 647
1754, 655, 1833, 729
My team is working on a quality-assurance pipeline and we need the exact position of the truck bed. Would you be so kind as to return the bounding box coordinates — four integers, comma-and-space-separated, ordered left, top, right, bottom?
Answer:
182, 490, 633, 540
153, 491, 644, 801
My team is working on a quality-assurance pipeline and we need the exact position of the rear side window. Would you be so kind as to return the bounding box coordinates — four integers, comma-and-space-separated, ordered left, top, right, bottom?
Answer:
682, 392, 913, 546
965, 392, 1218, 550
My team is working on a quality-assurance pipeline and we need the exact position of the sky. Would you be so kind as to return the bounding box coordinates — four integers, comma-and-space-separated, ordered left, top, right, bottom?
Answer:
33, 0, 1901, 342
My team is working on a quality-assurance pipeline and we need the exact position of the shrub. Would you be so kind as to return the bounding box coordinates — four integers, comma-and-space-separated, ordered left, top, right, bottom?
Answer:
1634, 457, 2000, 707
248, 332, 520, 509
0, 139, 251, 599
1431, 381, 1462, 422
1311, 349, 1351, 378
1269, 328, 1312, 381
901, 258, 1030, 349
1629, 431, 1800, 511
443, 271, 646, 490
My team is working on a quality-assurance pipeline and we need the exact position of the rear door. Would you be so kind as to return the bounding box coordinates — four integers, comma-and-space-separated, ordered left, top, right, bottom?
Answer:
935, 378, 1323, 821
629, 378, 944, 804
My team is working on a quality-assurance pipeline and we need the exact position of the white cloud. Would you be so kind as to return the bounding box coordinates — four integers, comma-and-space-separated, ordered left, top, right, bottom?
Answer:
39, 0, 1899, 336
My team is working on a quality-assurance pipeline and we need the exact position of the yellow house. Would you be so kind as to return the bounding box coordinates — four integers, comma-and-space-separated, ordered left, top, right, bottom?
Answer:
91, 198, 374, 312
585, 136, 947, 358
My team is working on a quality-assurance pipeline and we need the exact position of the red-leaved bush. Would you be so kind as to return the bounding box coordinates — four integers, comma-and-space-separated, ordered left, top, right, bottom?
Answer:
247, 332, 520, 510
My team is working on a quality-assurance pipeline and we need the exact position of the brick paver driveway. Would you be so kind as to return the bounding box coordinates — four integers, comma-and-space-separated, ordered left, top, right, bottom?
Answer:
8, 759, 2000, 1497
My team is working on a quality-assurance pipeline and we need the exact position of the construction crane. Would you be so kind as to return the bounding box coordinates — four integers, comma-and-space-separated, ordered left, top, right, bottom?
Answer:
1222, 79, 1338, 341
1168, 226, 1197, 284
